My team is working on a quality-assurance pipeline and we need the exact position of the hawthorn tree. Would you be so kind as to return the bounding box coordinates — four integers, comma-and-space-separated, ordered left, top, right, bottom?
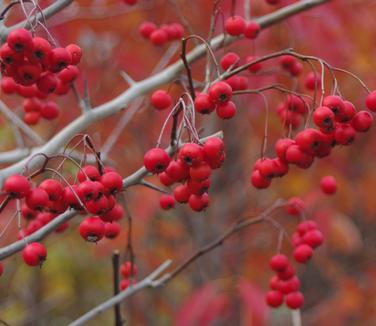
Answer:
0, 0, 375, 325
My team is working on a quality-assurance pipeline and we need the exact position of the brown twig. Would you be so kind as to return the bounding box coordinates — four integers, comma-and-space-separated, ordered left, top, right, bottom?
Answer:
112, 250, 122, 326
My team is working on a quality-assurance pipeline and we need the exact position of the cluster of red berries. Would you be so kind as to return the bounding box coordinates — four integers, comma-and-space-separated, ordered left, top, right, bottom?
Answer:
224, 16, 261, 39
119, 261, 138, 291
139, 21, 184, 46
266, 219, 324, 309
194, 81, 237, 119
2, 164, 125, 262
143, 137, 224, 212
252, 94, 374, 189
0, 28, 81, 124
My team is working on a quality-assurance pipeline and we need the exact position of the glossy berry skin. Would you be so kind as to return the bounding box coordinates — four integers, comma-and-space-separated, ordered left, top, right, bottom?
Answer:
320, 175, 337, 194
203, 137, 224, 162
166, 160, 189, 182
159, 172, 174, 186
144, 148, 171, 174
3, 174, 31, 198
173, 184, 191, 203
159, 194, 175, 210
293, 244, 313, 263
275, 138, 295, 162
189, 162, 212, 181
37, 72, 58, 93
102, 204, 124, 222
59, 65, 79, 84
244, 22, 261, 39
79, 216, 105, 242
7, 28, 33, 53
1, 77, 18, 94
78, 165, 100, 182
323, 95, 345, 120
22, 242, 47, 267
313, 106, 335, 131
26, 188, 49, 210
269, 254, 289, 272
48, 48, 72, 72
265, 290, 283, 308
30, 37, 51, 64
150, 29, 168, 46
65, 44, 82, 65
104, 222, 121, 239
366, 90, 376, 112
351, 111, 373, 132
220, 52, 240, 70
151, 90, 172, 110
39, 179, 63, 201
303, 230, 324, 248
40, 101, 60, 120
100, 172, 123, 194
208, 82, 232, 104
178, 143, 204, 167
251, 170, 271, 189
225, 16, 246, 36
285, 291, 304, 309
194, 93, 215, 114
216, 101, 236, 119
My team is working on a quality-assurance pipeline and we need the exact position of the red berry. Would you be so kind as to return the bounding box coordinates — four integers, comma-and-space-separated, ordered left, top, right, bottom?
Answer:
30, 37, 51, 64
7, 28, 33, 53
220, 52, 240, 70
159, 172, 174, 186
208, 81, 232, 104
48, 48, 72, 72
79, 216, 105, 242
144, 148, 171, 173
277, 265, 295, 281
275, 138, 295, 162
188, 193, 209, 211
120, 261, 138, 278
151, 90, 172, 110
251, 170, 271, 189
323, 95, 345, 120
24, 111, 40, 125
216, 101, 236, 119
285, 291, 304, 309
269, 254, 289, 272
100, 171, 123, 194
320, 175, 337, 194
78, 165, 100, 182
37, 72, 58, 93
194, 93, 215, 114
178, 143, 204, 167
139, 22, 157, 38
1, 77, 18, 94
305, 72, 321, 90
265, 290, 283, 308
279, 276, 301, 294
189, 162, 212, 181
59, 65, 79, 84
159, 194, 175, 210
286, 197, 305, 216
21, 204, 37, 220
3, 174, 31, 198
225, 16, 246, 36
297, 220, 317, 236
150, 29, 168, 46
366, 90, 376, 112
39, 179, 63, 201
26, 188, 49, 210
302, 229, 324, 248
246, 56, 262, 73
293, 244, 313, 263
65, 44, 82, 65
351, 110, 373, 132
102, 204, 124, 222
166, 159, 189, 182
313, 106, 335, 131
244, 21, 261, 39
334, 123, 356, 145
18, 85, 37, 98
17, 63, 42, 86
173, 184, 191, 203
22, 242, 47, 267
40, 101, 60, 120
104, 222, 121, 239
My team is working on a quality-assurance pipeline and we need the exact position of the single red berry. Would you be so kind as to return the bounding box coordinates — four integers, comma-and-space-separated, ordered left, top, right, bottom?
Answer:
246, 56, 262, 73
30, 37, 51, 64
166, 159, 189, 182
203, 137, 224, 162
269, 254, 289, 272
120, 279, 136, 291
144, 148, 171, 173
150, 29, 168, 46
39, 179, 63, 201
225, 16, 246, 36
194, 93, 215, 114
0, 43, 23, 65
320, 175, 337, 194
279, 55, 297, 71
139, 22, 157, 38
151, 90, 172, 110
188, 193, 209, 211
21, 204, 37, 220
293, 244, 313, 264
285, 145, 314, 169
251, 170, 271, 189
220, 52, 240, 70
286, 197, 305, 216
366, 90, 376, 112
285, 291, 304, 309
1, 77, 18, 94
178, 143, 204, 167
216, 101, 236, 119
17, 84, 37, 98
323, 95, 345, 120
277, 265, 295, 281
305, 72, 321, 91
302, 229, 324, 248
22, 242, 47, 267
100, 171, 123, 194
187, 178, 210, 195
225, 76, 248, 91
208, 81, 232, 104
338, 101, 356, 123
159, 194, 175, 210
3, 174, 31, 198
189, 162, 212, 181
313, 106, 335, 131
244, 21, 261, 39
78, 180, 99, 201
120, 261, 138, 278
86, 195, 111, 215
159, 172, 174, 186
334, 123, 356, 145
279, 276, 301, 294
173, 184, 191, 203
59, 65, 79, 84
101, 204, 124, 222
275, 138, 295, 162
37, 72, 58, 93
265, 290, 283, 308
26, 188, 49, 210
17, 63, 42, 86
351, 110, 373, 132
24, 111, 40, 125
104, 222, 121, 239
78, 165, 100, 182
7, 28, 33, 53
40, 101, 60, 120
65, 44, 82, 65
79, 216, 105, 242
48, 47, 72, 72
297, 220, 317, 237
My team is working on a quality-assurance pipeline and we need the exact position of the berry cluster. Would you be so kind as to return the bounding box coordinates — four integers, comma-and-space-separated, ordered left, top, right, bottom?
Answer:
143, 137, 224, 212
0, 28, 81, 124
139, 21, 184, 46
224, 16, 261, 39
252, 94, 374, 189
266, 219, 324, 309
119, 261, 138, 290
2, 164, 125, 266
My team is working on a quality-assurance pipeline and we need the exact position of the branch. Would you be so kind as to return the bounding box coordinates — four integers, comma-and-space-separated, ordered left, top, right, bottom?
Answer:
68, 260, 173, 326
0, 0, 329, 186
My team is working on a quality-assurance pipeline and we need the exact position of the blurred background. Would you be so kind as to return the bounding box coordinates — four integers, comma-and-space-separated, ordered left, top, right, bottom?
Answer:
0, 0, 376, 325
